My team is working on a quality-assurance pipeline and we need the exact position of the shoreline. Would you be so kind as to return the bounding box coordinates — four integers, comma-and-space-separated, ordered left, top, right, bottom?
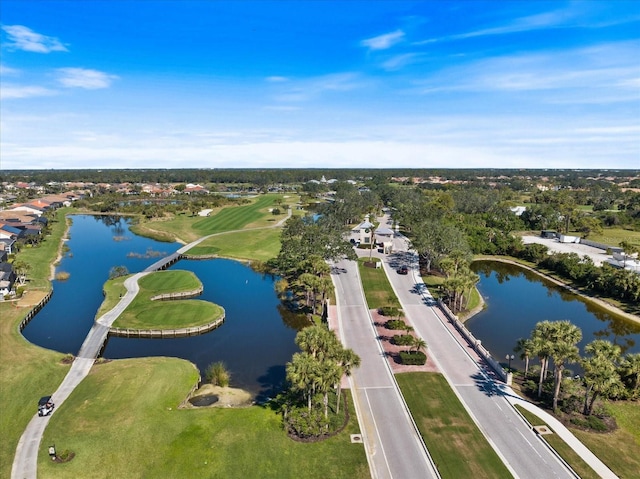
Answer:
472, 256, 640, 326
49, 215, 72, 281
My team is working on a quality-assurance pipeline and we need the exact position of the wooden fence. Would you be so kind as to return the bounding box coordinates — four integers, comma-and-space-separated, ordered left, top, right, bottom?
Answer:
18, 290, 53, 332
109, 314, 225, 338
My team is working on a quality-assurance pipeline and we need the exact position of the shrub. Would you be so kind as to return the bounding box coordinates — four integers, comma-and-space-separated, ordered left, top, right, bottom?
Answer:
206, 361, 230, 387
285, 406, 329, 439
378, 306, 400, 317
399, 350, 427, 365
385, 319, 406, 330
391, 334, 414, 346
55, 271, 70, 281
569, 414, 608, 432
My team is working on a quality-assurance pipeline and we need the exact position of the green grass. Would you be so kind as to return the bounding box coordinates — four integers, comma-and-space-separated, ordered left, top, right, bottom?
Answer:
95, 275, 128, 319
513, 405, 600, 479
396, 372, 513, 479
112, 270, 224, 329
583, 227, 640, 248
19, 208, 71, 289
358, 257, 400, 310
569, 401, 640, 479
186, 228, 282, 262
39, 357, 369, 479
0, 209, 73, 479
130, 194, 286, 244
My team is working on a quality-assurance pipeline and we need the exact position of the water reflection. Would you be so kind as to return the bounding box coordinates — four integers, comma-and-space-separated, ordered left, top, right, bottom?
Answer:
468, 261, 640, 372
23, 215, 302, 399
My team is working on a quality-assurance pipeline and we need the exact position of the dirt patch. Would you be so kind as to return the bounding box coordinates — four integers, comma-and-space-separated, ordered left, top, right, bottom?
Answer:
184, 384, 254, 408
371, 309, 439, 374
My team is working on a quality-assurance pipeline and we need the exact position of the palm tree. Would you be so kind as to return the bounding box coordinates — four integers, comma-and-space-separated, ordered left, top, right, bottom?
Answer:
318, 361, 342, 419
333, 348, 360, 414
620, 352, 640, 397
549, 321, 582, 410
410, 336, 427, 354
296, 325, 336, 360
531, 321, 555, 398
286, 352, 318, 412
514, 338, 534, 377
582, 340, 622, 416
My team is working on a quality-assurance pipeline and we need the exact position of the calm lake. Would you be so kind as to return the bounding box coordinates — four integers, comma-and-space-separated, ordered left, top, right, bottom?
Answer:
22, 215, 301, 400
468, 261, 640, 372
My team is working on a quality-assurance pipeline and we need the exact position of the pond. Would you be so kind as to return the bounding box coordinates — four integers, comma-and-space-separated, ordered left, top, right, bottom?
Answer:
22, 215, 301, 400
467, 261, 640, 373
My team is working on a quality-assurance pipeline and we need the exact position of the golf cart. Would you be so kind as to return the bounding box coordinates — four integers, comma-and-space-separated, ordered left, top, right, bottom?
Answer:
38, 396, 54, 417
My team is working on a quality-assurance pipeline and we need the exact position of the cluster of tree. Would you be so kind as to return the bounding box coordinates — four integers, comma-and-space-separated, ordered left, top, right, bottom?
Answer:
73, 191, 242, 219
269, 215, 356, 318
385, 188, 480, 313
280, 325, 360, 438
515, 320, 640, 415
509, 246, 640, 304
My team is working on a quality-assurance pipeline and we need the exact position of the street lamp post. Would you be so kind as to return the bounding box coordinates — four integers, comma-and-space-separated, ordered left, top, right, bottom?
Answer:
506, 354, 514, 372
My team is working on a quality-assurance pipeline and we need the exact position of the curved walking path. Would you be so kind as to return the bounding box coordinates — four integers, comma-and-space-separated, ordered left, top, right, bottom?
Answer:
12, 207, 292, 479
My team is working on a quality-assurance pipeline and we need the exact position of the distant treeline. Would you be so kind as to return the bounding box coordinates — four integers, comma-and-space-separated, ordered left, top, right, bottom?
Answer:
2, 168, 639, 189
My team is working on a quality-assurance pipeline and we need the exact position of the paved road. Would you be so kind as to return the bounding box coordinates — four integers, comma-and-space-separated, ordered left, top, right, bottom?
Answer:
332, 259, 440, 479
378, 228, 576, 479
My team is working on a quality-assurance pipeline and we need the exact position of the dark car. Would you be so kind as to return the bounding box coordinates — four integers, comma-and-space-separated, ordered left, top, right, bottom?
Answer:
397, 265, 408, 275
38, 396, 54, 417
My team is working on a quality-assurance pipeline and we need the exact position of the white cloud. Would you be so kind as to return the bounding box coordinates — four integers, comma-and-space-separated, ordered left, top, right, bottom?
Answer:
381, 53, 424, 71
0, 84, 57, 99
2, 25, 68, 53
57, 68, 119, 89
361, 30, 405, 50
0, 64, 20, 76
272, 72, 363, 103
415, 3, 640, 45
265, 76, 288, 82
413, 42, 640, 100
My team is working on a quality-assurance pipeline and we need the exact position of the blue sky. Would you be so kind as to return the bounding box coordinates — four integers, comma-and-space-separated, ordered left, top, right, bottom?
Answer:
1, 1, 639, 170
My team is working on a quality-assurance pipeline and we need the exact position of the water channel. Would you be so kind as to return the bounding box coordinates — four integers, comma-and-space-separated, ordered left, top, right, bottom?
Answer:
467, 261, 640, 373
24, 215, 640, 398
22, 215, 301, 400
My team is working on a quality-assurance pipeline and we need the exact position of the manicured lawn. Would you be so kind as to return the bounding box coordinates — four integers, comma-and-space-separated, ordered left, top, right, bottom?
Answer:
112, 270, 224, 329
569, 401, 640, 479
0, 209, 73, 478
18, 208, 71, 289
130, 194, 288, 244
358, 257, 400, 310
39, 357, 369, 479
186, 228, 282, 262
95, 275, 127, 319
583, 227, 640, 248
396, 372, 513, 479
513, 405, 599, 479
193, 194, 281, 234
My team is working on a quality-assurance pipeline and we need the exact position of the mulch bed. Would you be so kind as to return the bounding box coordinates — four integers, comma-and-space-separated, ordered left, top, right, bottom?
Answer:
370, 309, 439, 374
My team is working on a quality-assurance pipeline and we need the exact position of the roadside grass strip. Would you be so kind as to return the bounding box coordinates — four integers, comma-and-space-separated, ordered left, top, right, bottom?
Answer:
39, 358, 369, 479
357, 258, 401, 311
397, 372, 513, 479
513, 405, 600, 479
569, 402, 640, 479
186, 228, 281, 262
112, 270, 224, 330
